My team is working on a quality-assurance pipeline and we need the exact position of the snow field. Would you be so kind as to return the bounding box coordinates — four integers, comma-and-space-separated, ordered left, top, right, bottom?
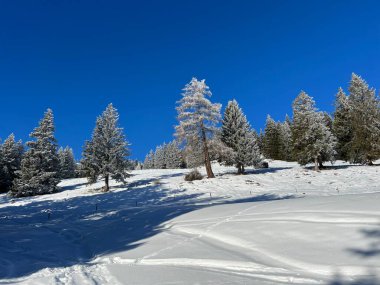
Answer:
0, 161, 379, 284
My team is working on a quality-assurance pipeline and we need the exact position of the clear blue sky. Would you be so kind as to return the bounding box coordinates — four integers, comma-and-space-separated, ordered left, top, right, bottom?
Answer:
0, 0, 379, 161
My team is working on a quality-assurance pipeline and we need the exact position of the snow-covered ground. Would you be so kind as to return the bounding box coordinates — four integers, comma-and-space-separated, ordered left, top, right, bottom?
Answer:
0, 161, 379, 284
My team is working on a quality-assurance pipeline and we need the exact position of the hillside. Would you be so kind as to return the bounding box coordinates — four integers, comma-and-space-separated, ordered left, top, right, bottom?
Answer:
0, 161, 379, 284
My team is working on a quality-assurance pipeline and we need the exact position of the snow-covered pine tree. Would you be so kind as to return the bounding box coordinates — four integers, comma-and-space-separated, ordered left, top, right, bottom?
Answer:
165, 140, 185, 169
347, 73, 380, 164
175, 78, 221, 178
257, 129, 265, 154
143, 149, 155, 169
0, 134, 23, 193
263, 115, 281, 160
12, 109, 60, 197
221, 99, 261, 174
332, 88, 352, 161
278, 119, 293, 161
154, 143, 167, 169
82, 104, 130, 191
292, 91, 337, 170
58, 146, 76, 179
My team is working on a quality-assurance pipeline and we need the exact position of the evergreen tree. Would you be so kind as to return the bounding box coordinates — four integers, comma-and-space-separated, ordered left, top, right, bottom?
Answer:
143, 149, 155, 169
263, 115, 281, 160
257, 129, 265, 154
12, 109, 60, 197
221, 100, 261, 173
278, 119, 293, 161
0, 134, 23, 193
332, 88, 352, 161
292, 91, 336, 170
154, 143, 167, 169
175, 78, 221, 178
58, 146, 76, 179
347, 74, 380, 164
82, 104, 130, 191
165, 140, 185, 169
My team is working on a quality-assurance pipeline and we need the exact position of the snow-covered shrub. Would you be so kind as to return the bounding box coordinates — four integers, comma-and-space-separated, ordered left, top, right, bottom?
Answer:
185, 169, 203, 181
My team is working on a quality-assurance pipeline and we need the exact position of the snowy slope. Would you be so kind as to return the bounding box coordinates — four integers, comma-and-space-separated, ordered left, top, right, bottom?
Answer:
0, 161, 379, 284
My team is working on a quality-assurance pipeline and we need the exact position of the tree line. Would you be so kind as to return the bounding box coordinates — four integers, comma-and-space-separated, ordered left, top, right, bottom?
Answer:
145, 73, 380, 175
1, 72, 379, 197
0, 104, 130, 197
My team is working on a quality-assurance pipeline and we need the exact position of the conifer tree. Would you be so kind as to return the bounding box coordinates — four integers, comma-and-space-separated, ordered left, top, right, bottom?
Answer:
332, 88, 352, 161
221, 100, 261, 173
143, 149, 155, 169
165, 140, 185, 169
292, 91, 336, 170
154, 143, 167, 169
263, 115, 281, 160
175, 78, 221, 178
12, 109, 60, 197
347, 74, 380, 164
58, 146, 76, 179
0, 134, 23, 193
82, 104, 130, 191
278, 119, 293, 161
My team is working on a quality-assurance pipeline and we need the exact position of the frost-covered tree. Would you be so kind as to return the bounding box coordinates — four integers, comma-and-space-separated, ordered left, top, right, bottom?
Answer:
183, 136, 205, 168
263, 115, 281, 160
0, 134, 23, 193
58, 146, 76, 179
175, 78, 221, 178
332, 88, 352, 161
292, 91, 336, 170
12, 109, 60, 197
278, 119, 293, 161
347, 74, 380, 164
82, 104, 130, 191
145, 140, 185, 169
165, 140, 185, 169
154, 143, 167, 169
221, 100, 261, 173
143, 149, 155, 169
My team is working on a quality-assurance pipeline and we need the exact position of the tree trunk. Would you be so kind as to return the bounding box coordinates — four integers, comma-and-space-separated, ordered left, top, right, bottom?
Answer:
201, 125, 215, 178
318, 156, 324, 169
237, 164, 242, 174
242, 165, 245, 174
314, 157, 319, 171
104, 174, 109, 192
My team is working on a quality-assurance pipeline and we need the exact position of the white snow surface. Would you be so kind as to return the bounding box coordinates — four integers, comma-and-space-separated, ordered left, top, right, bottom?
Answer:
0, 161, 379, 284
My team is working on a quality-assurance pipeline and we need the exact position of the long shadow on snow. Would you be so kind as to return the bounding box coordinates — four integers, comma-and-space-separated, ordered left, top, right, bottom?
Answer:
218, 166, 293, 176
328, 272, 380, 285
0, 176, 295, 280
347, 224, 380, 258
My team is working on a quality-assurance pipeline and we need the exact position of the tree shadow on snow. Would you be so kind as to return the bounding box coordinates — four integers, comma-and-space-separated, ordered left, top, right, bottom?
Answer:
328, 272, 380, 285
347, 225, 380, 258
218, 166, 293, 176
0, 174, 295, 280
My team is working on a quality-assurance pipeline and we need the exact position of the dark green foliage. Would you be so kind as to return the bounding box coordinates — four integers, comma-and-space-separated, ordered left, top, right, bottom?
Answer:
221, 100, 261, 173
332, 88, 352, 161
58, 146, 76, 179
0, 134, 23, 193
346, 74, 380, 164
263, 115, 282, 160
82, 104, 130, 191
12, 109, 60, 197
